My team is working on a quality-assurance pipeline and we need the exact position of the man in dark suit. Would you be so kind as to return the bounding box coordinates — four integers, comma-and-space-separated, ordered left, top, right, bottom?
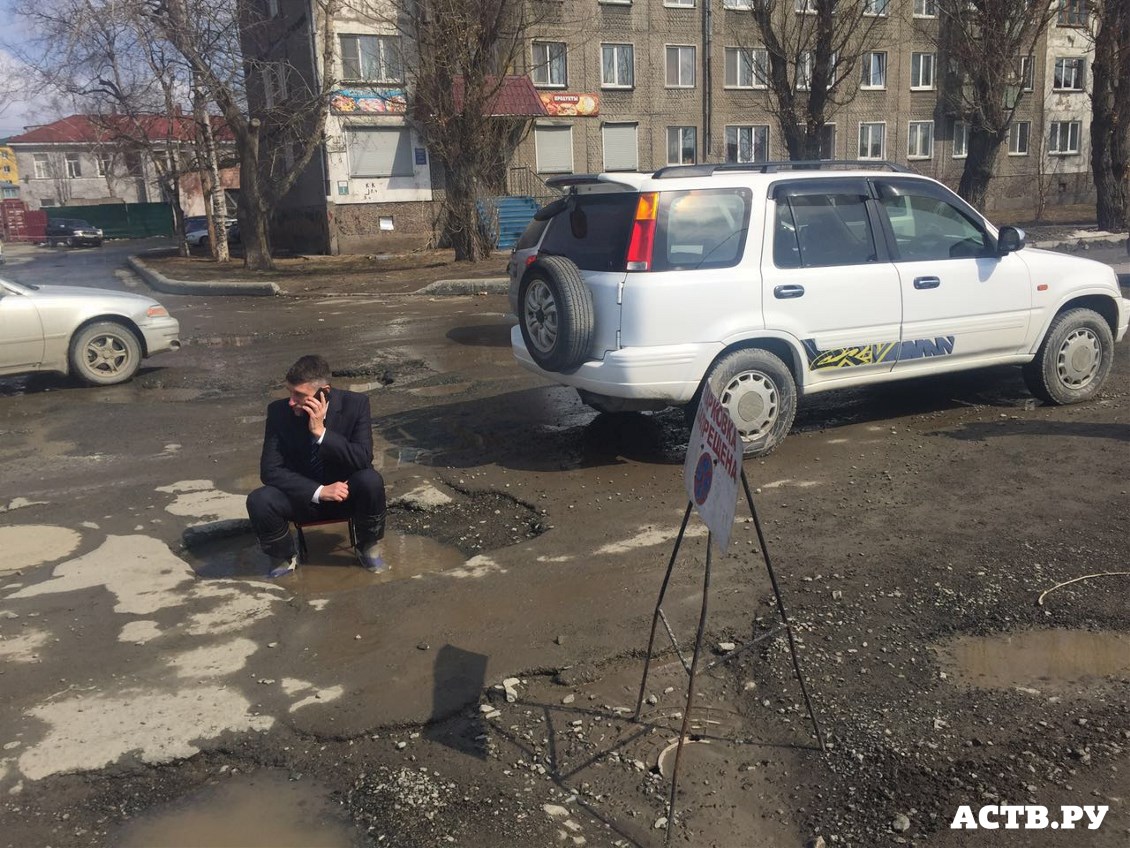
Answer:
246, 354, 387, 578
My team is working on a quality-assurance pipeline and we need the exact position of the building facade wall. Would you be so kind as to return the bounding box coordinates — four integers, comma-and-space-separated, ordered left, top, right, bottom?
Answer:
9, 146, 160, 209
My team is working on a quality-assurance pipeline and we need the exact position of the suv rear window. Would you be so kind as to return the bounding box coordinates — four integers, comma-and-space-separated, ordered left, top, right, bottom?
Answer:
539, 193, 637, 272
515, 216, 549, 251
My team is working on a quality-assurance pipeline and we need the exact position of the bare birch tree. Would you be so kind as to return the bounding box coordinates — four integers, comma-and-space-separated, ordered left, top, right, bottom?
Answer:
746, 0, 886, 160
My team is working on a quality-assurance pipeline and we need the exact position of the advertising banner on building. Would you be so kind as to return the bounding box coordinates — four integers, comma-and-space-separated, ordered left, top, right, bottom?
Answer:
331, 89, 408, 115
538, 92, 600, 117
683, 384, 741, 552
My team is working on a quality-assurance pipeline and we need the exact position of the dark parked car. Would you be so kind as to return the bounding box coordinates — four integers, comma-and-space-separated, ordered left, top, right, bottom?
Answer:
46, 219, 103, 248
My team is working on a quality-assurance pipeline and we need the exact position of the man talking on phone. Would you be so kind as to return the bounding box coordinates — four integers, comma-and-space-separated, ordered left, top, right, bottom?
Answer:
246, 354, 388, 578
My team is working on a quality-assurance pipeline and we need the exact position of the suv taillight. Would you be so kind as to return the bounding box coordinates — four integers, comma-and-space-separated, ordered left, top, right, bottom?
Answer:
625, 192, 658, 271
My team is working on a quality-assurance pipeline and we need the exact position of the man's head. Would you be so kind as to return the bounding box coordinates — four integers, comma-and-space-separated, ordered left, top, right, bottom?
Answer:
285, 355, 332, 415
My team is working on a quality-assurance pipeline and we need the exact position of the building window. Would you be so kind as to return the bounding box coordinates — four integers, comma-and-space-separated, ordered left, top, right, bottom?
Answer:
1053, 57, 1085, 91
347, 127, 415, 177
602, 122, 638, 171
1017, 55, 1034, 90
33, 153, 49, 179
723, 0, 753, 7
953, 121, 968, 158
819, 124, 836, 159
858, 122, 885, 159
531, 41, 567, 87
1057, 0, 1087, 26
1, 166, 9, 174
907, 121, 934, 159
794, 0, 816, 12
666, 0, 694, 6
340, 35, 402, 83
1008, 121, 1030, 155
725, 125, 770, 163
724, 47, 768, 88
65, 153, 81, 178
1048, 120, 1080, 154
666, 46, 696, 88
914, 0, 937, 16
863, 0, 889, 16
125, 153, 143, 177
910, 53, 935, 90
262, 63, 288, 108
797, 52, 836, 90
266, 0, 280, 17
96, 156, 112, 177
601, 44, 634, 88
667, 126, 697, 164
861, 52, 887, 89
535, 125, 573, 173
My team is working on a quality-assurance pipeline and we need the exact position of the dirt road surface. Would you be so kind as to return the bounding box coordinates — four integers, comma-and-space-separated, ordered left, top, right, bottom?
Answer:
0, 240, 1128, 847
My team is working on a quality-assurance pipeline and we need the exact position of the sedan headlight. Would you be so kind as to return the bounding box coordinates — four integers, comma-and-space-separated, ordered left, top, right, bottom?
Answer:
146, 305, 169, 318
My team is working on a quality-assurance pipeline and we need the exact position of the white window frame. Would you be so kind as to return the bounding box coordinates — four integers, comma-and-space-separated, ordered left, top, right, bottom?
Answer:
907, 121, 934, 159
1048, 120, 1080, 155
1057, 0, 1087, 26
96, 155, 111, 177
724, 46, 768, 89
531, 41, 567, 88
1018, 55, 1034, 91
32, 153, 48, 179
599, 0, 632, 4
725, 124, 770, 163
667, 126, 697, 165
266, 0, 280, 17
339, 34, 402, 84
262, 63, 287, 108
861, 52, 887, 89
863, 0, 889, 16
666, 45, 697, 88
910, 53, 935, 90
1052, 57, 1085, 91
794, 0, 816, 12
665, 0, 694, 7
913, 0, 937, 17
723, 0, 753, 7
65, 153, 81, 178
858, 122, 886, 159
952, 120, 968, 158
601, 43, 634, 88
1008, 121, 1030, 155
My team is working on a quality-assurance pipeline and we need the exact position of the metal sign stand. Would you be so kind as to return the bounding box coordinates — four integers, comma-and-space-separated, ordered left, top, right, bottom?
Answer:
633, 468, 826, 845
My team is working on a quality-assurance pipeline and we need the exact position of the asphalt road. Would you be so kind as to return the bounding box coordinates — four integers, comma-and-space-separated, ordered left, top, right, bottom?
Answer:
1, 240, 1129, 847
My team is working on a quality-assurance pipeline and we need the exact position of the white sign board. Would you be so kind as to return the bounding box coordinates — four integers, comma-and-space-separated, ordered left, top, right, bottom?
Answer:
683, 384, 742, 551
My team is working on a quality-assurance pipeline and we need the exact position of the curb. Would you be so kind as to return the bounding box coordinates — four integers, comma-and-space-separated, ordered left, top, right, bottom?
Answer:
128, 253, 281, 297
1031, 235, 1129, 252
417, 277, 508, 295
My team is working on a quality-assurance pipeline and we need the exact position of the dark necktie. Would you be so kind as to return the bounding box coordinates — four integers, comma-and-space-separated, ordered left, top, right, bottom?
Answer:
310, 436, 324, 482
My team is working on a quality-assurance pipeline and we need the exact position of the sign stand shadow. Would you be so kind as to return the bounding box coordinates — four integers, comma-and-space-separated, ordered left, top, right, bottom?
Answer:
632, 468, 826, 845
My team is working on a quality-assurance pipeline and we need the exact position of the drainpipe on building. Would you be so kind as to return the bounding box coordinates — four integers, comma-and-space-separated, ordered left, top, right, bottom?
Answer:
702, 0, 713, 161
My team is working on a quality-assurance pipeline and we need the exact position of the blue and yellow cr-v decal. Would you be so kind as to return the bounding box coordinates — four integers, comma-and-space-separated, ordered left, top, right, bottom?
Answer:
802, 336, 956, 370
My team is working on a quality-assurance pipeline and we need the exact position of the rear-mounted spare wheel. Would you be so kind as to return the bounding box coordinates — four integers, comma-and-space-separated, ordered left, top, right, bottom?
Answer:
518, 255, 594, 372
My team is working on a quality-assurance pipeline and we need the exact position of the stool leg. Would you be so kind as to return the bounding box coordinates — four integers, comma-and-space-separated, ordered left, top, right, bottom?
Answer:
348, 520, 357, 550
296, 526, 308, 563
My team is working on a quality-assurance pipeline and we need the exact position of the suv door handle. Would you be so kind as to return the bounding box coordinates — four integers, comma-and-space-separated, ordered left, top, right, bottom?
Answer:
773, 285, 805, 299
913, 276, 941, 290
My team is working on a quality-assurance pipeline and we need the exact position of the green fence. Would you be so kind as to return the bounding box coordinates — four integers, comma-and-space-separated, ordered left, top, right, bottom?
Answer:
47, 202, 174, 239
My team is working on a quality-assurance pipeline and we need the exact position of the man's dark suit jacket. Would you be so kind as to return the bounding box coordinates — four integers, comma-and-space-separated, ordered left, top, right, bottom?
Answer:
259, 388, 374, 505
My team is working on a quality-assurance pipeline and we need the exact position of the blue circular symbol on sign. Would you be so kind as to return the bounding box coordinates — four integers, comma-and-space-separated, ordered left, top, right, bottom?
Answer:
693, 452, 713, 505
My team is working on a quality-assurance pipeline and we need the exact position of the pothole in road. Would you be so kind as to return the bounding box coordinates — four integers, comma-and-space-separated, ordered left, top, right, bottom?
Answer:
936, 629, 1130, 692
114, 769, 360, 847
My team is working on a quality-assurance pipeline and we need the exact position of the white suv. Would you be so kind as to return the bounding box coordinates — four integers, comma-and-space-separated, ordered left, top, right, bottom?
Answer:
510, 163, 1129, 456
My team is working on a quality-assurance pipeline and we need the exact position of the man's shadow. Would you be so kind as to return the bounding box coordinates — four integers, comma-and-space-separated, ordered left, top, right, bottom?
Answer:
424, 644, 490, 759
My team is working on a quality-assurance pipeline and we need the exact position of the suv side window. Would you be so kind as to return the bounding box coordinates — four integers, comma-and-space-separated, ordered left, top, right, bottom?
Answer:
773, 182, 878, 269
539, 193, 637, 272
652, 188, 751, 272
515, 217, 549, 251
876, 180, 991, 261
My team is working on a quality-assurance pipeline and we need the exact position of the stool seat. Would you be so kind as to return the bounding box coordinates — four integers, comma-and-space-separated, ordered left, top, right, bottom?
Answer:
294, 518, 357, 563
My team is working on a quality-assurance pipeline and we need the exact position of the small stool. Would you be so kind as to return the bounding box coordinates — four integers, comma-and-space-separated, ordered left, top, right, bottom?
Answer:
295, 518, 356, 563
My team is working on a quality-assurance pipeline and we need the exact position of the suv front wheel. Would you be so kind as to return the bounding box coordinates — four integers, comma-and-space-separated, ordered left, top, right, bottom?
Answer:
518, 256, 594, 372
701, 348, 798, 457
1023, 307, 1114, 405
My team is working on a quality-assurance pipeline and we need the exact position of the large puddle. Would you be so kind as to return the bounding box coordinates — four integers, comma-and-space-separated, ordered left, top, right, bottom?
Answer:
937, 629, 1130, 692
115, 770, 360, 847
188, 529, 466, 591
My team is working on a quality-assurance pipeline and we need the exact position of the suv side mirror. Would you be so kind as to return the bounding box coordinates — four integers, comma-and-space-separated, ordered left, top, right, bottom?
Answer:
997, 226, 1026, 256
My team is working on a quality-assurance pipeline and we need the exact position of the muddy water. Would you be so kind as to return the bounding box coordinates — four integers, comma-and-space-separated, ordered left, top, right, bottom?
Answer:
938, 629, 1130, 691
115, 770, 360, 847
188, 529, 466, 591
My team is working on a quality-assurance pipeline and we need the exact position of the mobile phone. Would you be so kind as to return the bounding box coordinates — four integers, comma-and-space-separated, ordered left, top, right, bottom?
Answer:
315, 388, 328, 402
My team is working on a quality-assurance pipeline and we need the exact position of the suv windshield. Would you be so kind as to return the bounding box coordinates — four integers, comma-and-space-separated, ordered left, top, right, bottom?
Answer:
539, 193, 637, 272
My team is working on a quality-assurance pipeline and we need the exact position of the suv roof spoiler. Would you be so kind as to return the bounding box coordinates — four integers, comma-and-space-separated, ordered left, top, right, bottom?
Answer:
651, 160, 911, 178
544, 173, 646, 190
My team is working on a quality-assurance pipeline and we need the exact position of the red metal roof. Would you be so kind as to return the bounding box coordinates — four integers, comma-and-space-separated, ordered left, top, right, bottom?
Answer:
8, 114, 233, 145
452, 76, 548, 117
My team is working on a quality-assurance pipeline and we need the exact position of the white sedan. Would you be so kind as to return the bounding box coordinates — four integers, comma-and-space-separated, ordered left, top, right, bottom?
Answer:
0, 278, 181, 385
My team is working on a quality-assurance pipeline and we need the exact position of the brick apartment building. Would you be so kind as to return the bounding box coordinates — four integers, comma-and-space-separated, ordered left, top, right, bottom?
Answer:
265, 0, 1098, 254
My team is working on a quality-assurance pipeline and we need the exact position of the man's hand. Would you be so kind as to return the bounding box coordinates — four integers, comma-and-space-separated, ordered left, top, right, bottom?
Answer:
301, 390, 329, 438
320, 481, 349, 502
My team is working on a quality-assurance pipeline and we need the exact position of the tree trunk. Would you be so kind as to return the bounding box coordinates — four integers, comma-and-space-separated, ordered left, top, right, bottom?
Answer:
1091, 5, 1129, 232
239, 122, 274, 271
444, 163, 481, 262
958, 126, 1003, 209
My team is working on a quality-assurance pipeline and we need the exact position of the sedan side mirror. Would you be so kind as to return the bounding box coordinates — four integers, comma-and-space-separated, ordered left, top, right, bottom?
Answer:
997, 226, 1026, 256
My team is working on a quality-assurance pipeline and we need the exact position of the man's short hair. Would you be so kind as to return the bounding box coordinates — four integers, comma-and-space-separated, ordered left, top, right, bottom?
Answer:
286, 355, 331, 387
